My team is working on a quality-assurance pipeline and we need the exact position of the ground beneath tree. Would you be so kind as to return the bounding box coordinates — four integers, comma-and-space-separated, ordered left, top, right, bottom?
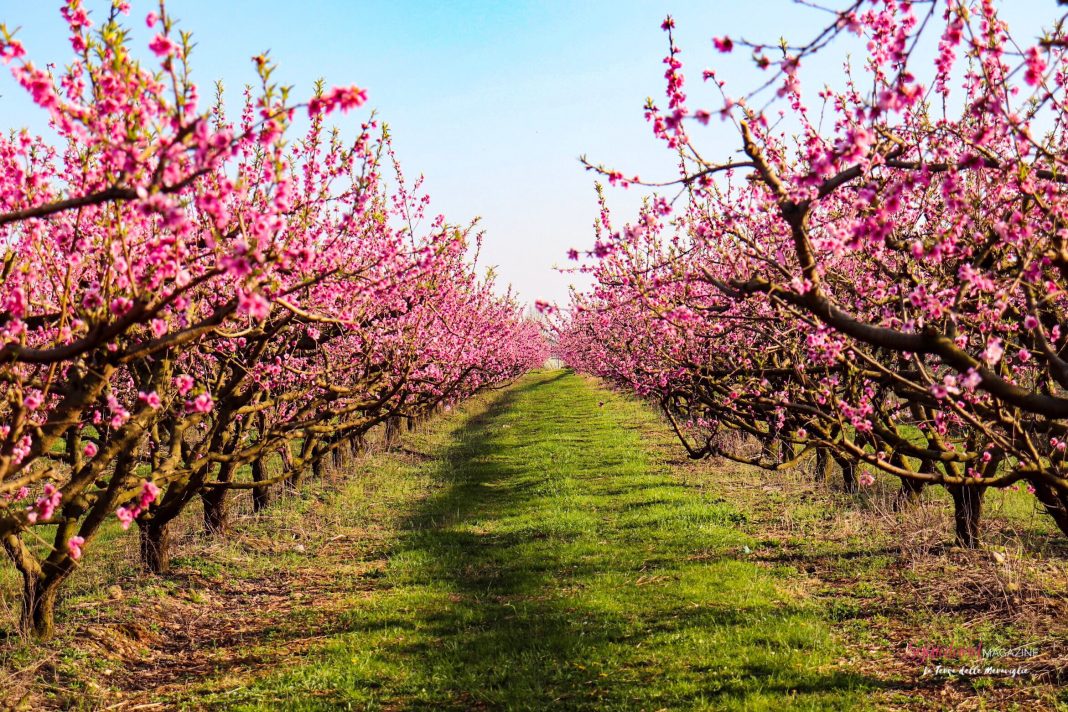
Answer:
3, 371, 1064, 710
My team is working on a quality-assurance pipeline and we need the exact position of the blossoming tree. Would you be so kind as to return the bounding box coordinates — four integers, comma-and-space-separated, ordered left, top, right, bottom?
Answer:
561, 0, 1068, 547
0, 1, 546, 639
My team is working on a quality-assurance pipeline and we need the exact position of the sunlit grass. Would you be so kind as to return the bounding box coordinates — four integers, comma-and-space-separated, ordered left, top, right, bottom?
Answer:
207, 370, 873, 711
6, 371, 1060, 709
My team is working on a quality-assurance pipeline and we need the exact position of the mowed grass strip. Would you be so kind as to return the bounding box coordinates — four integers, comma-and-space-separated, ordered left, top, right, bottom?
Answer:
218, 370, 875, 710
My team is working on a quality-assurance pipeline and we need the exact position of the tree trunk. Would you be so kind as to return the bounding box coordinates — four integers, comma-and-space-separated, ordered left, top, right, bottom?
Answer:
893, 478, 926, 511
203, 462, 235, 535
20, 575, 60, 640
761, 439, 780, 464
384, 414, 401, 448
949, 484, 984, 548
139, 519, 172, 575
1029, 480, 1068, 538
836, 455, 858, 493
287, 439, 315, 492
4, 535, 64, 640
202, 488, 229, 536
251, 457, 271, 512
814, 448, 832, 483
779, 439, 794, 466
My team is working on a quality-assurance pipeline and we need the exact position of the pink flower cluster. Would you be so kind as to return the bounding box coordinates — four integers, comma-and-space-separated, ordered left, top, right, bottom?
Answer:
115, 480, 161, 530
308, 85, 369, 116
26, 484, 62, 523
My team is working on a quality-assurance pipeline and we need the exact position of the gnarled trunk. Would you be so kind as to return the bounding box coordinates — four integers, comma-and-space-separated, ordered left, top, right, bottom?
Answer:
1029, 480, 1068, 539
138, 519, 172, 575
893, 478, 926, 511
202, 462, 235, 535
835, 455, 858, 493
5, 537, 72, 640
251, 457, 272, 512
760, 420, 780, 464
20, 575, 61, 640
3, 535, 62, 640
384, 416, 403, 448
202, 488, 229, 535
814, 448, 832, 483
948, 484, 984, 548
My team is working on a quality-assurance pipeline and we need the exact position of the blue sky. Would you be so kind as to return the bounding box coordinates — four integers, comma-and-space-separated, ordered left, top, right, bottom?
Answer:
0, 1, 1052, 306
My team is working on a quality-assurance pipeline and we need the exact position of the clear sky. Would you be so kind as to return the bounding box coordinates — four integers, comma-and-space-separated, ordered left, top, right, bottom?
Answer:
0, 1, 1050, 307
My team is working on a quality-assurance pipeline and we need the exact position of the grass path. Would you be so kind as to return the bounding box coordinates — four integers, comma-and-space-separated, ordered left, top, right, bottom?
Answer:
5, 370, 1061, 709
215, 370, 873, 710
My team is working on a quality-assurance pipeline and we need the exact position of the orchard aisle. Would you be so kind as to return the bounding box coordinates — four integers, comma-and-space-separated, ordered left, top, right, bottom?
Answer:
220, 370, 873, 710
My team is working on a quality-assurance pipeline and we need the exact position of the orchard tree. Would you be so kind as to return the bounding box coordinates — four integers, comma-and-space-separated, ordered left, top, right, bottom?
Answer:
562, 0, 1068, 546
0, 1, 546, 639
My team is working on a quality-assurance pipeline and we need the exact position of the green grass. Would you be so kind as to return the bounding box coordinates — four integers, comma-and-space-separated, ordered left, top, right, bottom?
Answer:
201, 370, 876, 710
5, 370, 1063, 709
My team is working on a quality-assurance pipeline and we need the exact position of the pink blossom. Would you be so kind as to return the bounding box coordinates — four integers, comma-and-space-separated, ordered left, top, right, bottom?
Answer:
174, 374, 195, 395
930, 374, 961, 400
82, 289, 103, 310
961, 368, 982, 392
713, 36, 733, 53
114, 481, 160, 530
67, 536, 85, 560
138, 481, 161, 508
107, 394, 130, 427
238, 290, 271, 320
981, 338, 1004, 366
308, 85, 369, 116
148, 33, 181, 58
109, 297, 134, 316
189, 392, 213, 413
1024, 46, 1047, 86
115, 506, 136, 530
0, 37, 26, 64
29, 484, 62, 522
83, 441, 98, 458
221, 253, 252, 278
3, 286, 26, 319
138, 391, 162, 409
